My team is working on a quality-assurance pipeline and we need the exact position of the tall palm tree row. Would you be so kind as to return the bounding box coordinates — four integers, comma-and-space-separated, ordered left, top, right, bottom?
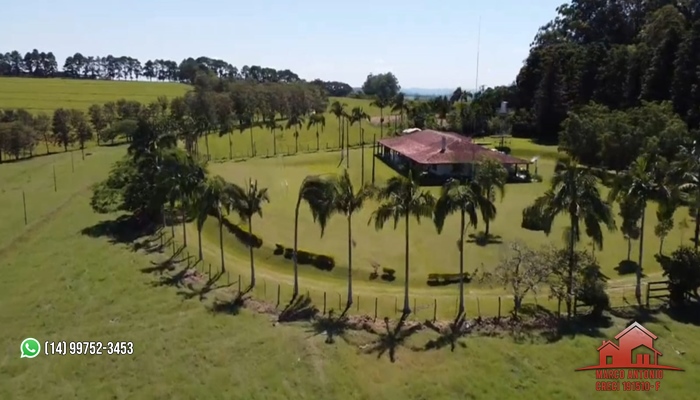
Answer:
307, 114, 326, 152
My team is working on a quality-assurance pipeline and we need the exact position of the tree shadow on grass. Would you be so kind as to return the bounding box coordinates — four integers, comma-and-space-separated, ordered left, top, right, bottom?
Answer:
663, 302, 700, 327
209, 291, 250, 316
278, 295, 319, 322
419, 313, 470, 352
614, 260, 643, 276
139, 245, 189, 275
539, 312, 612, 343
81, 215, 158, 246
175, 270, 236, 301
358, 314, 423, 363
306, 309, 352, 345
467, 232, 503, 246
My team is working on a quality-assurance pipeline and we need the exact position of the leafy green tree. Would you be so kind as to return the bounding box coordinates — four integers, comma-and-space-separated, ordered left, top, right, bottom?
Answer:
433, 179, 494, 318
618, 194, 642, 260
370, 172, 435, 315
657, 246, 700, 307
51, 108, 73, 151
524, 158, 616, 317
88, 104, 107, 145
33, 113, 52, 155
70, 109, 93, 160
362, 72, 400, 101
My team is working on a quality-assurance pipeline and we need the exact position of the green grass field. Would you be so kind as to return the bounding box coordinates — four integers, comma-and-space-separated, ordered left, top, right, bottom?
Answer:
1, 79, 698, 399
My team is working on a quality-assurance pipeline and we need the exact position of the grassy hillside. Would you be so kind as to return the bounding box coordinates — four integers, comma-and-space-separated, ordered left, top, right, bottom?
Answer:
0, 77, 189, 113
1, 147, 698, 399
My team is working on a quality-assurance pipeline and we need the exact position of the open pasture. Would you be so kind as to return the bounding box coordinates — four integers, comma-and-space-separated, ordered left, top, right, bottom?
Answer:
1, 145, 698, 399
172, 141, 693, 319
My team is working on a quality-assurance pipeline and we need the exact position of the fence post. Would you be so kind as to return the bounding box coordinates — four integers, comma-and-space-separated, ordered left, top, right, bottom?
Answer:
276, 284, 281, 307
208, 263, 211, 277
338, 293, 341, 310
227, 271, 230, 285
172, 240, 176, 255
477, 297, 481, 318
238, 275, 241, 293
394, 297, 398, 314
433, 298, 437, 322
263, 280, 267, 299
323, 292, 327, 315
374, 298, 378, 321
357, 295, 360, 312
413, 298, 417, 315
71, 151, 75, 173
53, 165, 57, 192
498, 296, 502, 319
645, 283, 650, 308
22, 191, 28, 226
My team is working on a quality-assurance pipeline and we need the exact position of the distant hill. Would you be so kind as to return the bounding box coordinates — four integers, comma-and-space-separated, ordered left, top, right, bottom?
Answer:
401, 88, 457, 97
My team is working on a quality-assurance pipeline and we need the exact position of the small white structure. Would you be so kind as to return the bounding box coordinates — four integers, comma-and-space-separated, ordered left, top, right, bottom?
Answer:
498, 101, 508, 115
402, 127, 421, 134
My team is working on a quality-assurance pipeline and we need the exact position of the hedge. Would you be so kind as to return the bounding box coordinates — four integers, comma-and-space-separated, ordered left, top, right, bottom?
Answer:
274, 243, 336, 271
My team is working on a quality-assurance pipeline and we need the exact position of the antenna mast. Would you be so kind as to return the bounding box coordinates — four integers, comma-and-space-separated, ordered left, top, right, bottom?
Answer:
475, 16, 481, 95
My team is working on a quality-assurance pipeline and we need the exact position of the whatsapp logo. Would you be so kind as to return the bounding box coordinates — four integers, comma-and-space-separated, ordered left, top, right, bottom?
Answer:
20, 338, 41, 359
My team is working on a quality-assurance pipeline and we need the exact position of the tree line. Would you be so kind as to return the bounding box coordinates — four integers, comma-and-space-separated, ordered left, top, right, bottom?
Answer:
512, 0, 700, 142
0, 78, 327, 163
0, 49, 354, 96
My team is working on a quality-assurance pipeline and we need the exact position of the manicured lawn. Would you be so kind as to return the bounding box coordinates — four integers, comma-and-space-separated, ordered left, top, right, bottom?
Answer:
0, 130, 697, 400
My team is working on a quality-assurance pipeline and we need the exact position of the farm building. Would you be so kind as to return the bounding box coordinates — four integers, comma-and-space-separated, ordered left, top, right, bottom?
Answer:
374, 129, 531, 183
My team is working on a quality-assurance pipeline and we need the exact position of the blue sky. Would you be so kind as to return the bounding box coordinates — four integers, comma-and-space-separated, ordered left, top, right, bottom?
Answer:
4, 0, 563, 88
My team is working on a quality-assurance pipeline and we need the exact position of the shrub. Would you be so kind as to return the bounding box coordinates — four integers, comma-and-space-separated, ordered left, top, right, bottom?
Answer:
657, 247, 700, 307
221, 218, 263, 248
276, 245, 336, 271
380, 273, 396, 282
382, 267, 396, 275
495, 146, 511, 154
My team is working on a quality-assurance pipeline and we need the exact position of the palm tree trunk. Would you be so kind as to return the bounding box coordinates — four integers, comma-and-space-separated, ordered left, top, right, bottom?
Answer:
219, 213, 225, 273
346, 119, 350, 169
346, 214, 353, 312
249, 217, 255, 288
379, 108, 384, 138
181, 206, 187, 246
458, 209, 465, 318
228, 131, 233, 159
403, 212, 411, 315
316, 126, 320, 151
273, 129, 277, 156
567, 215, 577, 318
292, 197, 301, 299
636, 207, 646, 306
197, 225, 203, 260
249, 126, 255, 157
694, 207, 699, 250
205, 133, 210, 160
627, 237, 632, 260
337, 117, 341, 146
295, 131, 299, 154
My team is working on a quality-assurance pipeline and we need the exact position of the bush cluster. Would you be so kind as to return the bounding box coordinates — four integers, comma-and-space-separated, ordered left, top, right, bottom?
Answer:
274, 244, 335, 271
426, 273, 472, 286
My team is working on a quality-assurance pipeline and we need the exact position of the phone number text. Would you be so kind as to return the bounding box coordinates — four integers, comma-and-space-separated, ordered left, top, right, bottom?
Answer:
44, 341, 133, 356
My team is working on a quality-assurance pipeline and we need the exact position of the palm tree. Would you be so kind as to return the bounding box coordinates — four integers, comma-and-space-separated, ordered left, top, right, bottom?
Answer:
307, 114, 326, 152
390, 93, 408, 132
286, 113, 305, 154
292, 175, 337, 298
369, 172, 436, 315
351, 107, 371, 185
200, 176, 235, 273
608, 154, 672, 305
433, 179, 494, 319
370, 96, 390, 138
474, 159, 508, 238
342, 110, 352, 167
228, 179, 270, 289
263, 113, 283, 156
524, 158, 615, 317
329, 101, 346, 148
326, 170, 374, 314
670, 148, 700, 249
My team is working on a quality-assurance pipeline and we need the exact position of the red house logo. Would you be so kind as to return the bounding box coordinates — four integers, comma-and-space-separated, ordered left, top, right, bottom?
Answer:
576, 322, 683, 371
